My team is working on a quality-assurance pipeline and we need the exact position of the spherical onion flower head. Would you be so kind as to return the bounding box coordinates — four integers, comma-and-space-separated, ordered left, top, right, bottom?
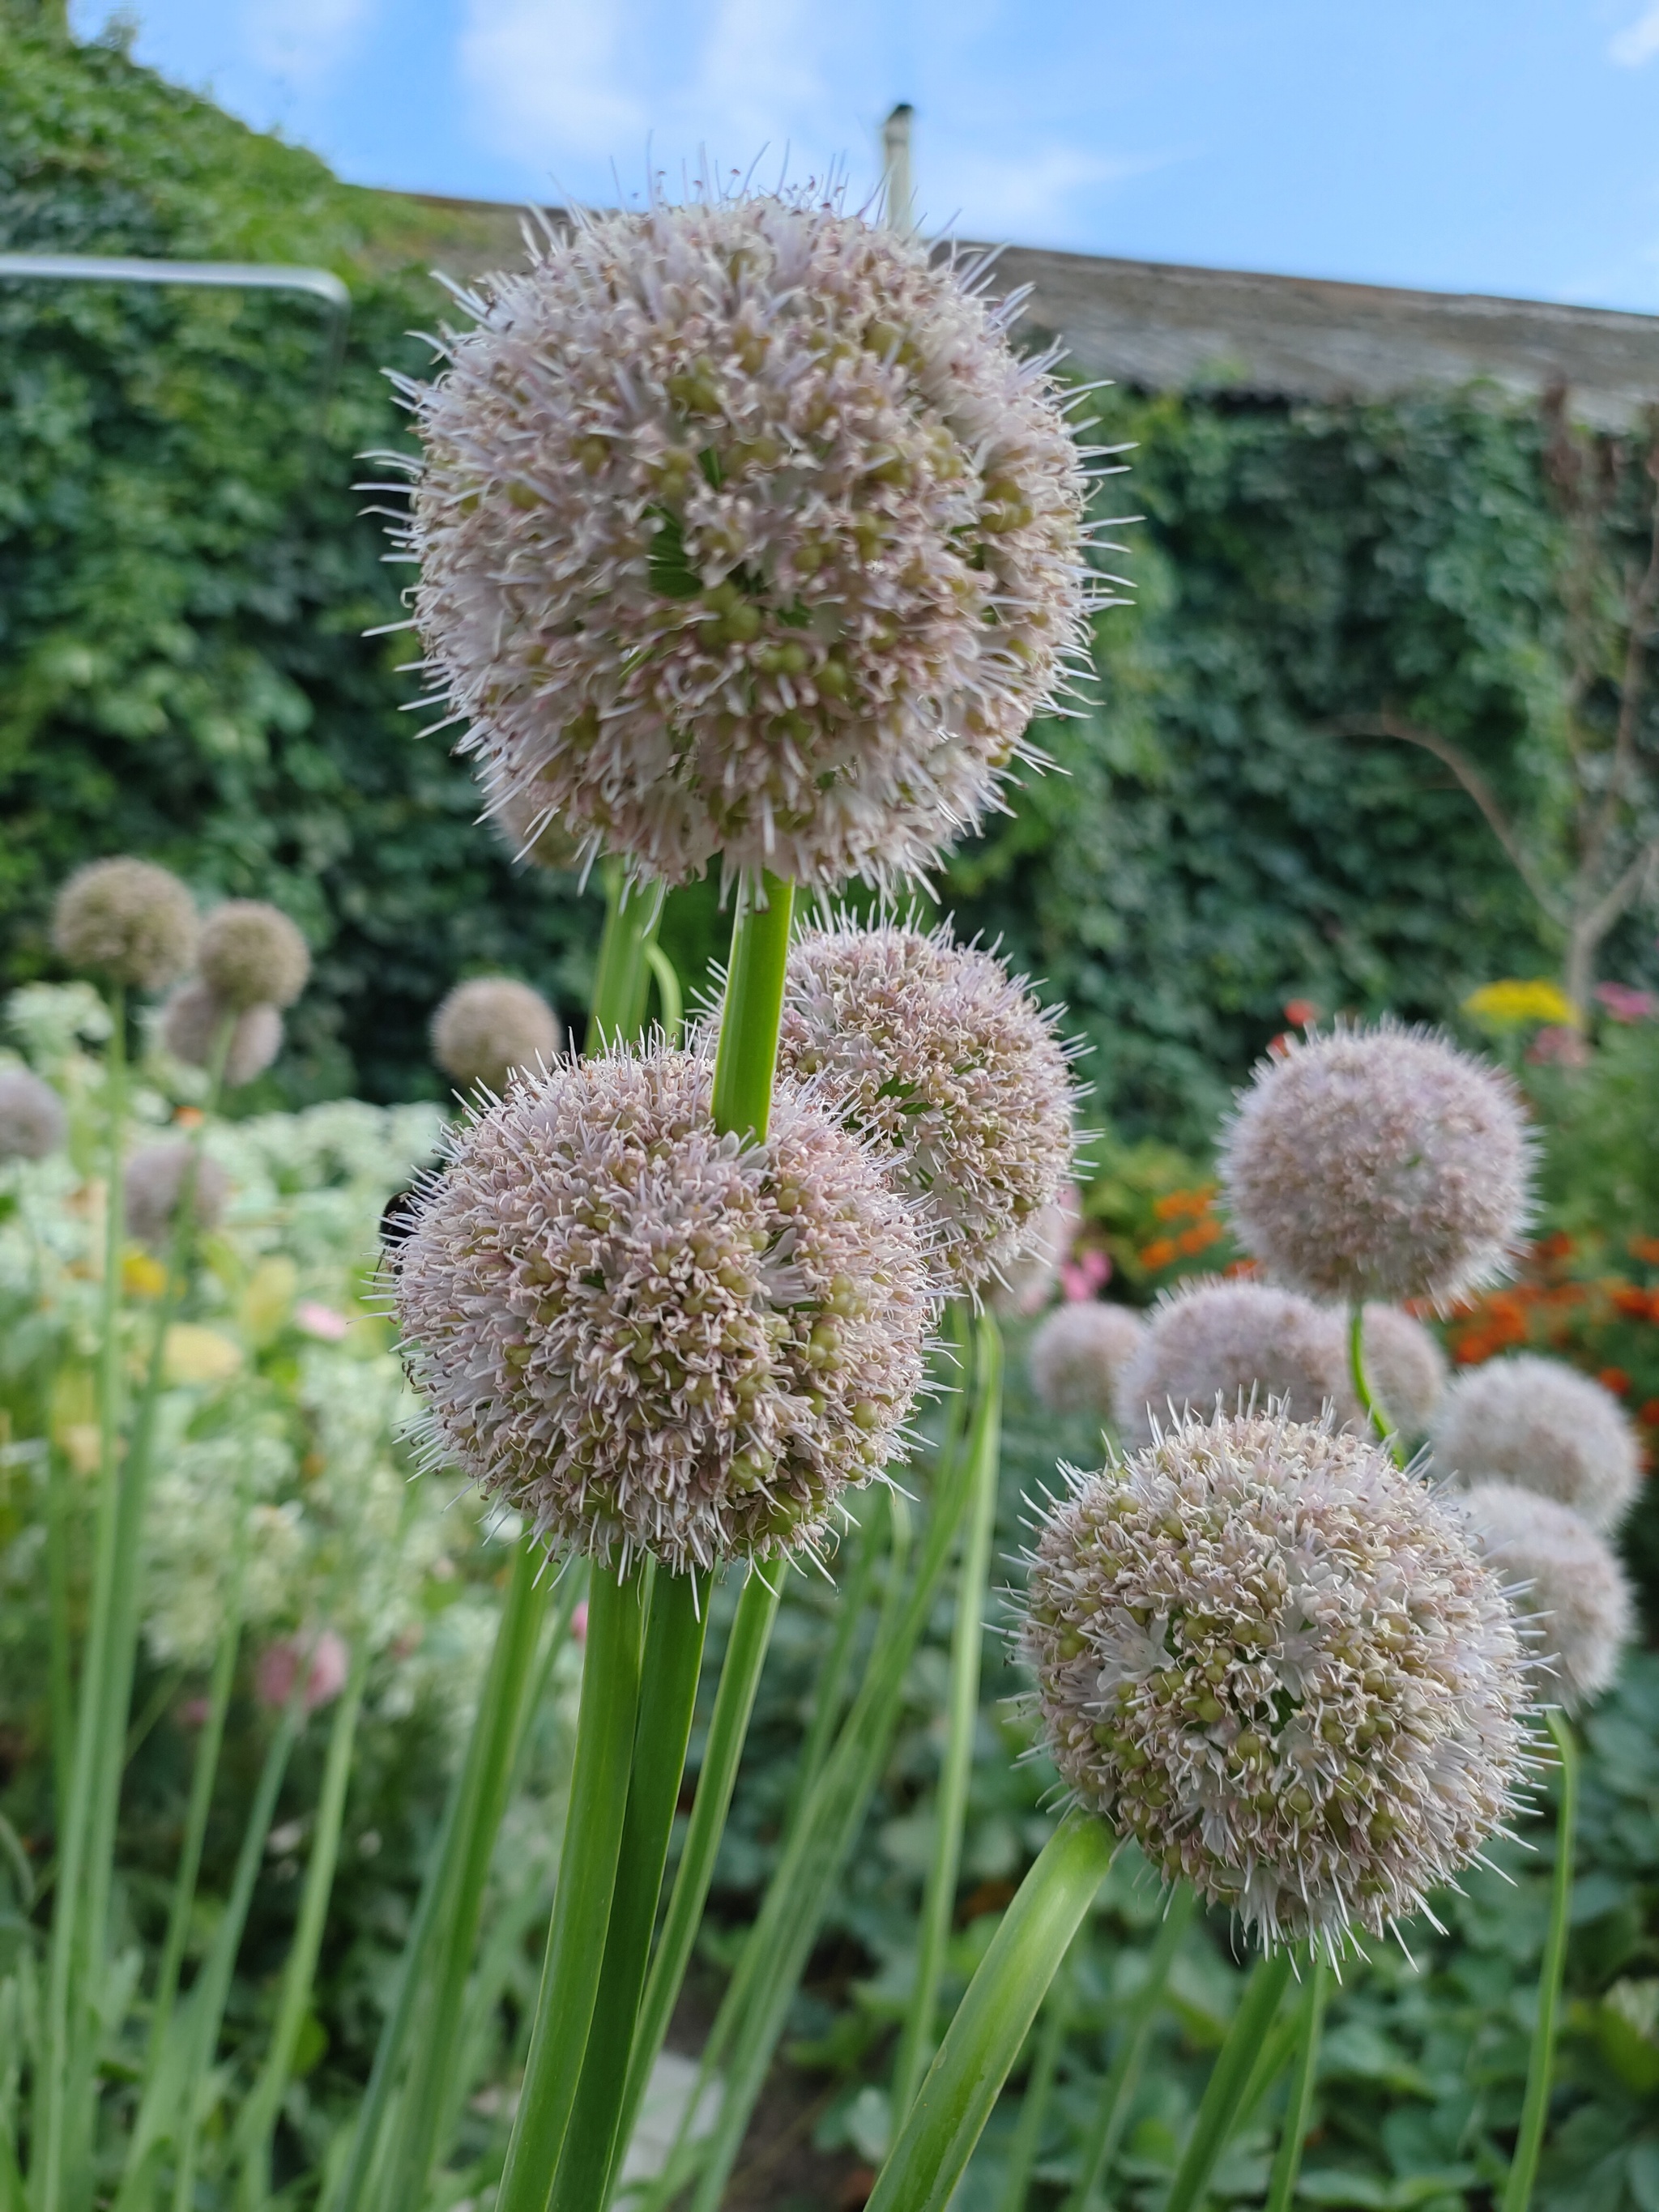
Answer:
775, 918, 1079, 1294
480, 763, 585, 872
394, 1040, 934, 1575
1460, 1482, 1632, 1713
53, 858, 198, 993
389, 185, 1108, 893
431, 977, 563, 1098
0, 1068, 67, 1161
197, 901, 310, 1011
125, 1143, 231, 1249
160, 981, 284, 1089
1218, 1022, 1533, 1306
1114, 1279, 1347, 1451
1021, 1408, 1533, 1954
992, 1185, 1082, 1319
1030, 1301, 1145, 1421
1431, 1354, 1640, 1534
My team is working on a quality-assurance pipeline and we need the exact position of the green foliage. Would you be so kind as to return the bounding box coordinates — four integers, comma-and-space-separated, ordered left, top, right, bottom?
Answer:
948, 388, 1659, 1144
0, 13, 598, 1104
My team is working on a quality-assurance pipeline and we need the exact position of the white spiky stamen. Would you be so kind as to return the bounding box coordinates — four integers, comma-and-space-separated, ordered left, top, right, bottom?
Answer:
1114, 1279, 1346, 1449
1021, 1407, 1534, 1954
385, 187, 1120, 892
1459, 1481, 1632, 1713
393, 1041, 935, 1574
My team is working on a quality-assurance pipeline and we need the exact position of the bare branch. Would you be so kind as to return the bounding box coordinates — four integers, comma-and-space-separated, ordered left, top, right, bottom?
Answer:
1331, 714, 1572, 927
1573, 836, 1659, 952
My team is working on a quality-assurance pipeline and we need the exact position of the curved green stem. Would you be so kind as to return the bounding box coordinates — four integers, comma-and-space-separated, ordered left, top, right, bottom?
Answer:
1163, 1950, 1294, 2212
1501, 1709, 1578, 2212
619, 1561, 783, 2167
891, 1311, 1004, 2124
587, 865, 666, 1055
1265, 1950, 1328, 2212
35, 982, 125, 2212
993, 1945, 1076, 2212
710, 872, 794, 1144
1061, 1884, 1196, 2212
1346, 1302, 1406, 1468
865, 1810, 1115, 2212
237, 1637, 369, 2206
644, 942, 684, 1046
497, 1561, 648, 2212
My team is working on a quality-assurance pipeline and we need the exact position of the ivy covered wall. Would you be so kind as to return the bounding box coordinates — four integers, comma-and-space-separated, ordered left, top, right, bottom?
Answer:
4, 12, 1654, 1137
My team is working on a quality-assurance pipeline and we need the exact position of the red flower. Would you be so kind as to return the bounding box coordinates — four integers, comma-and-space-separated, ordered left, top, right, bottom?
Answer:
1598, 1367, 1631, 1397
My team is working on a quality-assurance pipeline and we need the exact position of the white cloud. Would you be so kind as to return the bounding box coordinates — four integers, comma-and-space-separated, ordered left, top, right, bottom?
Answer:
243, 0, 375, 88
458, 0, 648, 165
1610, 4, 1659, 66
924, 143, 1171, 249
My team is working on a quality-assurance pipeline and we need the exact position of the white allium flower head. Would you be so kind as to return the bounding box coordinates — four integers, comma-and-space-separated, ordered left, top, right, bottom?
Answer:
1114, 1279, 1346, 1449
1219, 1023, 1532, 1305
394, 1041, 934, 1574
1021, 1408, 1533, 1954
1334, 1303, 1448, 1441
160, 981, 284, 1089
0, 1068, 67, 1161
775, 918, 1078, 1292
1459, 1481, 1631, 1713
125, 1142, 231, 1249
390, 187, 1107, 891
992, 1185, 1081, 1318
53, 858, 197, 992
1431, 1354, 1640, 1533
480, 763, 585, 872
431, 977, 563, 1097
197, 901, 310, 1011
1029, 1300, 1145, 1420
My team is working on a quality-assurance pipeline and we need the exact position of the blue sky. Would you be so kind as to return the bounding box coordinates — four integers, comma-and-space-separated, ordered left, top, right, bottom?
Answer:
72, 0, 1659, 311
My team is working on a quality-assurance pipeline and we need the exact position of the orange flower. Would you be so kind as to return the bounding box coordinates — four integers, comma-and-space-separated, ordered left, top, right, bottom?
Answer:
1639, 1398, 1659, 1428
1535, 1232, 1575, 1261
1611, 1285, 1656, 1321
1153, 1186, 1217, 1223
1138, 1237, 1179, 1270
1176, 1219, 1224, 1256
1598, 1367, 1631, 1396
1629, 1234, 1659, 1265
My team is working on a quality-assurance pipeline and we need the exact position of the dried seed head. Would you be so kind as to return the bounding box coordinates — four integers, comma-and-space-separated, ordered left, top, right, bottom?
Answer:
1114, 1280, 1347, 1449
53, 859, 197, 992
1460, 1483, 1631, 1711
1021, 1408, 1533, 1953
125, 1142, 231, 1249
1431, 1354, 1640, 1533
394, 1042, 933, 1573
0, 1068, 66, 1161
160, 981, 284, 1089
1029, 1301, 1145, 1419
431, 978, 563, 1097
395, 190, 1102, 890
1219, 1024, 1532, 1305
197, 901, 310, 1011
776, 919, 1077, 1291
1340, 1304, 1448, 1442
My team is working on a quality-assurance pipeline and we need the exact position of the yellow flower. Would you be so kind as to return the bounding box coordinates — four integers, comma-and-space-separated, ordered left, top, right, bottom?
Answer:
122, 1251, 169, 1300
1462, 978, 1578, 1030
163, 1325, 244, 1387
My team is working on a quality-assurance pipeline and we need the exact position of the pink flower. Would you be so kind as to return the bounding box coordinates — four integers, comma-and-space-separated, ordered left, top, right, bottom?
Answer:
1526, 1025, 1592, 1068
1060, 1248, 1111, 1302
1594, 981, 1658, 1025
296, 1301, 352, 1342
256, 1630, 349, 1714
571, 1600, 589, 1646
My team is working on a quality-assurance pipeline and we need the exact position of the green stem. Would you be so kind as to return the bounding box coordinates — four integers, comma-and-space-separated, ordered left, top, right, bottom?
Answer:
587, 865, 665, 1055
891, 1311, 1004, 2123
1264, 1951, 1328, 2212
1501, 1709, 1578, 2212
1061, 1886, 1196, 2212
993, 1946, 1076, 2212
237, 1638, 369, 2206
644, 942, 684, 1046
1346, 1302, 1405, 1467
496, 1561, 648, 2212
865, 1810, 1114, 2212
145, 1494, 251, 2077
34, 983, 125, 2212
619, 1560, 783, 2176
44, 1410, 74, 1842
784, 1495, 881, 1830
710, 872, 794, 1144
1162, 1950, 1294, 2212
553, 1571, 712, 2212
